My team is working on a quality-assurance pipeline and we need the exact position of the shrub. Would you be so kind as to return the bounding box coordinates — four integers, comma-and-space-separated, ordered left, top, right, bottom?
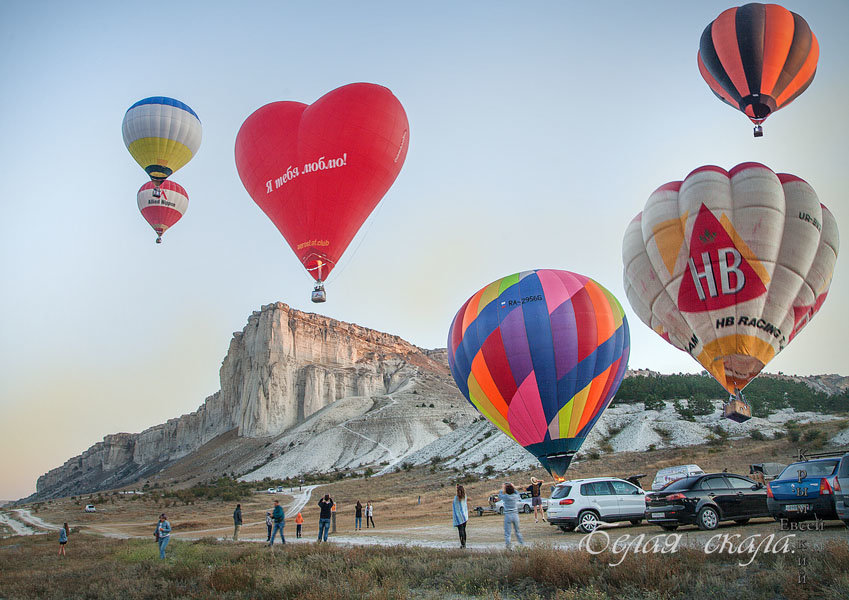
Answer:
750, 429, 766, 441
643, 395, 665, 411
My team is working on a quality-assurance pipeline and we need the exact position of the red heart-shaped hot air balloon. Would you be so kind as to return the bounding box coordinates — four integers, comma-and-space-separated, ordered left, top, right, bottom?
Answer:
235, 83, 409, 301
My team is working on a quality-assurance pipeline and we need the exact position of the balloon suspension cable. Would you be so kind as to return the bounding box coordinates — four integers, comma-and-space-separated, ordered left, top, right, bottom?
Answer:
322, 196, 390, 286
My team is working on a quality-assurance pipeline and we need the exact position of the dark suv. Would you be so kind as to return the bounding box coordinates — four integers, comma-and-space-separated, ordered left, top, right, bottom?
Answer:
767, 452, 848, 522
645, 473, 769, 530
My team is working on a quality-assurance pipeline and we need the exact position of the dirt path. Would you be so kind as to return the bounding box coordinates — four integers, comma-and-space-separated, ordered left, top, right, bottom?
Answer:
0, 512, 37, 536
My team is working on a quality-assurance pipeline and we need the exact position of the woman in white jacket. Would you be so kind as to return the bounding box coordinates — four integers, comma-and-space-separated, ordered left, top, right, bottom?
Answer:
452, 485, 468, 548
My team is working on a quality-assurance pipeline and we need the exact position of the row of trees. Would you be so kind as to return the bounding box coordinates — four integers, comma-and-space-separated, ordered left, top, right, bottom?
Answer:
614, 373, 849, 417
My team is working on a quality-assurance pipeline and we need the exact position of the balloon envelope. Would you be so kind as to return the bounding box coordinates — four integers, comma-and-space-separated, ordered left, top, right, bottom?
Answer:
234, 82, 409, 282
123, 97, 202, 180
447, 270, 630, 477
622, 162, 839, 394
137, 180, 188, 241
698, 3, 818, 130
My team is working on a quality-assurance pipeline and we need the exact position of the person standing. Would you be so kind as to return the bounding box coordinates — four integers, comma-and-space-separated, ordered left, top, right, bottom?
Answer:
499, 483, 524, 549
156, 513, 171, 559
233, 504, 243, 541
269, 499, 285, 545
295, 512, 303, 538
453, 485, 468, 548
526, 477, 546, 523
58, 522, 69, 557
317, 494, 334, 542
265, 511, 273, 542
354, 500, 363, 531
366, 501, 375, 528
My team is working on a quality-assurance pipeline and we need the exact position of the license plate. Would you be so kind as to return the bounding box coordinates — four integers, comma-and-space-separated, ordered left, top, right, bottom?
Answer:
652, 512, 665, 518
785, 504, 811, 513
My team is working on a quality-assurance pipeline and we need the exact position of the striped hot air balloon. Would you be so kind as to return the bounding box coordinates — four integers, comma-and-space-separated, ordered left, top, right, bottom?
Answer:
697, 3, 819, 137
622, 163, 839, 421
137, 180, 188, 243
122, 97, 202, 182
447, 270, 630, 478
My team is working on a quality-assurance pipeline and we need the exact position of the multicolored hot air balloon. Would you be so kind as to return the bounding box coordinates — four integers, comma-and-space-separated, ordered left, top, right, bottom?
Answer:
122, 97, 202, 185
234, 82, 409, 303
447, 270, 630, 478
622, 163, 838, 421
698, 3, 819, 137
137, 180, 188, 244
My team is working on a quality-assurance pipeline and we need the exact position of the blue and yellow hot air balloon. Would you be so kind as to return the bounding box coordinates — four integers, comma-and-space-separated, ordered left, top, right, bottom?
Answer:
122, 97, 202, 184
447, 269, 630, 478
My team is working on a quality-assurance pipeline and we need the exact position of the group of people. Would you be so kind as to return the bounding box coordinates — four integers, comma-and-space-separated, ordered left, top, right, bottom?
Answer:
144, 475, 545, 559
353, 500, 375, 530
452, 476, 547, 550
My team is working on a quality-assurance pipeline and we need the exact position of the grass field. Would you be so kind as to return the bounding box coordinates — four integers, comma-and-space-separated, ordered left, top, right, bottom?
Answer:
1, 532, 847, 599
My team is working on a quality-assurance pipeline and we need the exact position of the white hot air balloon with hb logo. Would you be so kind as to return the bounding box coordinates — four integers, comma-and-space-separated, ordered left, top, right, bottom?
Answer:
622, 162, 838, 422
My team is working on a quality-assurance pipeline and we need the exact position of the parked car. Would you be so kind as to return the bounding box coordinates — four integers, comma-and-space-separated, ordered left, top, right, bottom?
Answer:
767, 455, 846, 522
547, 477, 646, 533
835, 453, 849, 528
645, 473, 769, 531
84, 504, 96, 513
267, 488, 277, 494
490, 492, 548, 515
651, 464, 705, 491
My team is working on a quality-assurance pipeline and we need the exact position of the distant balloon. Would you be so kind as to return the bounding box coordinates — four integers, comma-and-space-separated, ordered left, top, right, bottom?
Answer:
622, 163, 839, 400
122, 97, 202, 182
234, 82, 409, 302
137, 180, 188, 244
698, 3, 819, 137
447, 270, 630, 478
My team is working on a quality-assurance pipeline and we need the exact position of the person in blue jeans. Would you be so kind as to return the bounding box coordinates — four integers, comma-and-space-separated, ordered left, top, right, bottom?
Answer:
156, 513, 171, 559
269, 500, 285, 545
354, 500, 363, 531
317, 494, 334, 542
498, 482, 524, 550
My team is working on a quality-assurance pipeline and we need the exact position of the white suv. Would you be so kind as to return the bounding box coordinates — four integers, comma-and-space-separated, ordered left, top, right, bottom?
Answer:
547, 477, 646, 533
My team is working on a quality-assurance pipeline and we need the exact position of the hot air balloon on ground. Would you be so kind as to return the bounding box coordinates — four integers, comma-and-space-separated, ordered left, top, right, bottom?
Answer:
122, 97, 202, 196
234, 82, 409, 303
137, 180, 188, 244
698, 3, 819, 137
447, 270, 630, 478
622, 163, 838, 422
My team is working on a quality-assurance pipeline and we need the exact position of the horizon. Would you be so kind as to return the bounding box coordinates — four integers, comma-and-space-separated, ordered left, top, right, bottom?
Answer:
2, 1, 847, 499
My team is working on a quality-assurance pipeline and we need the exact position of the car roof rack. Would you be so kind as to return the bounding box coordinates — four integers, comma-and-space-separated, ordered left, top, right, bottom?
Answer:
795, 447, 849, 461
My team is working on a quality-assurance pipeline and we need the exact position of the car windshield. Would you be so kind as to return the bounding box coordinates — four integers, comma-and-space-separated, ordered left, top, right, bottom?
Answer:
551, 485, 572, 500
778, 460, 839, 479
660, 476, 698, 491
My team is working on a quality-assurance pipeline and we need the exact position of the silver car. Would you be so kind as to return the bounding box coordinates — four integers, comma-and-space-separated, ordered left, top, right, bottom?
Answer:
547, 477, 646, 533
835, 452, 849, 528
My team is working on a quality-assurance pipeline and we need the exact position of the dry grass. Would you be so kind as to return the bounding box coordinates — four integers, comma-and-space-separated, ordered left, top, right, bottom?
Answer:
1, 532, 847, 600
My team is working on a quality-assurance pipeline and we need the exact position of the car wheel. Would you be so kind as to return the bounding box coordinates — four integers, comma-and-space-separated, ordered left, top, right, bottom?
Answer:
523, 505, 532, 514
660, 524, 678, 531
498, 507, 504, 515
734, 518, 750, 525
697, 506, 720, 531
476, 508, 483, 517
559, 524, 576, 532
577, 510, 600, 533
630, 519, 642, 526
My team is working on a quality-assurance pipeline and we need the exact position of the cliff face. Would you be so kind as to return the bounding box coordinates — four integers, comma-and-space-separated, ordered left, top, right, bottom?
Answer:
34, 302, 452, 499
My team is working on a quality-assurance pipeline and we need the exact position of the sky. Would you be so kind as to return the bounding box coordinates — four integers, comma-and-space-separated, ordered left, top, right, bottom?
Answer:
1, 1, 847, 500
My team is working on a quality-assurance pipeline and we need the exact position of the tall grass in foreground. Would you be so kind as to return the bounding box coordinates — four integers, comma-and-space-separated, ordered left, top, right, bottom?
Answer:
1, 535, 847, 599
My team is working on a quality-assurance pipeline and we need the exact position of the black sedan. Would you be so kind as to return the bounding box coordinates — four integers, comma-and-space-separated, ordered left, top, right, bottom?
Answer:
645, 473, 770, 531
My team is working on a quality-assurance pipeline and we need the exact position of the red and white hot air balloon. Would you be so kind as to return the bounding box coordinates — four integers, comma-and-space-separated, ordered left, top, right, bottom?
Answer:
235, 82, 409, 302
137, 180, 189, 244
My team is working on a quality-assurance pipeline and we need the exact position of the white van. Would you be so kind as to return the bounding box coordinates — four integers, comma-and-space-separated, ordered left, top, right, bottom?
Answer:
651, 465, 705, 491
84, 504, 96, 512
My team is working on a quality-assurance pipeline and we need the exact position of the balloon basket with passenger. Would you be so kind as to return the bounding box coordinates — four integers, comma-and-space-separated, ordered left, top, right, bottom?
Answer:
311, 282, 327, 303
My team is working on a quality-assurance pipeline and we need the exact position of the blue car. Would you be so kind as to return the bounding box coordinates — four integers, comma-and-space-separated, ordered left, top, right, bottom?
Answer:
767, 456, 844, 522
